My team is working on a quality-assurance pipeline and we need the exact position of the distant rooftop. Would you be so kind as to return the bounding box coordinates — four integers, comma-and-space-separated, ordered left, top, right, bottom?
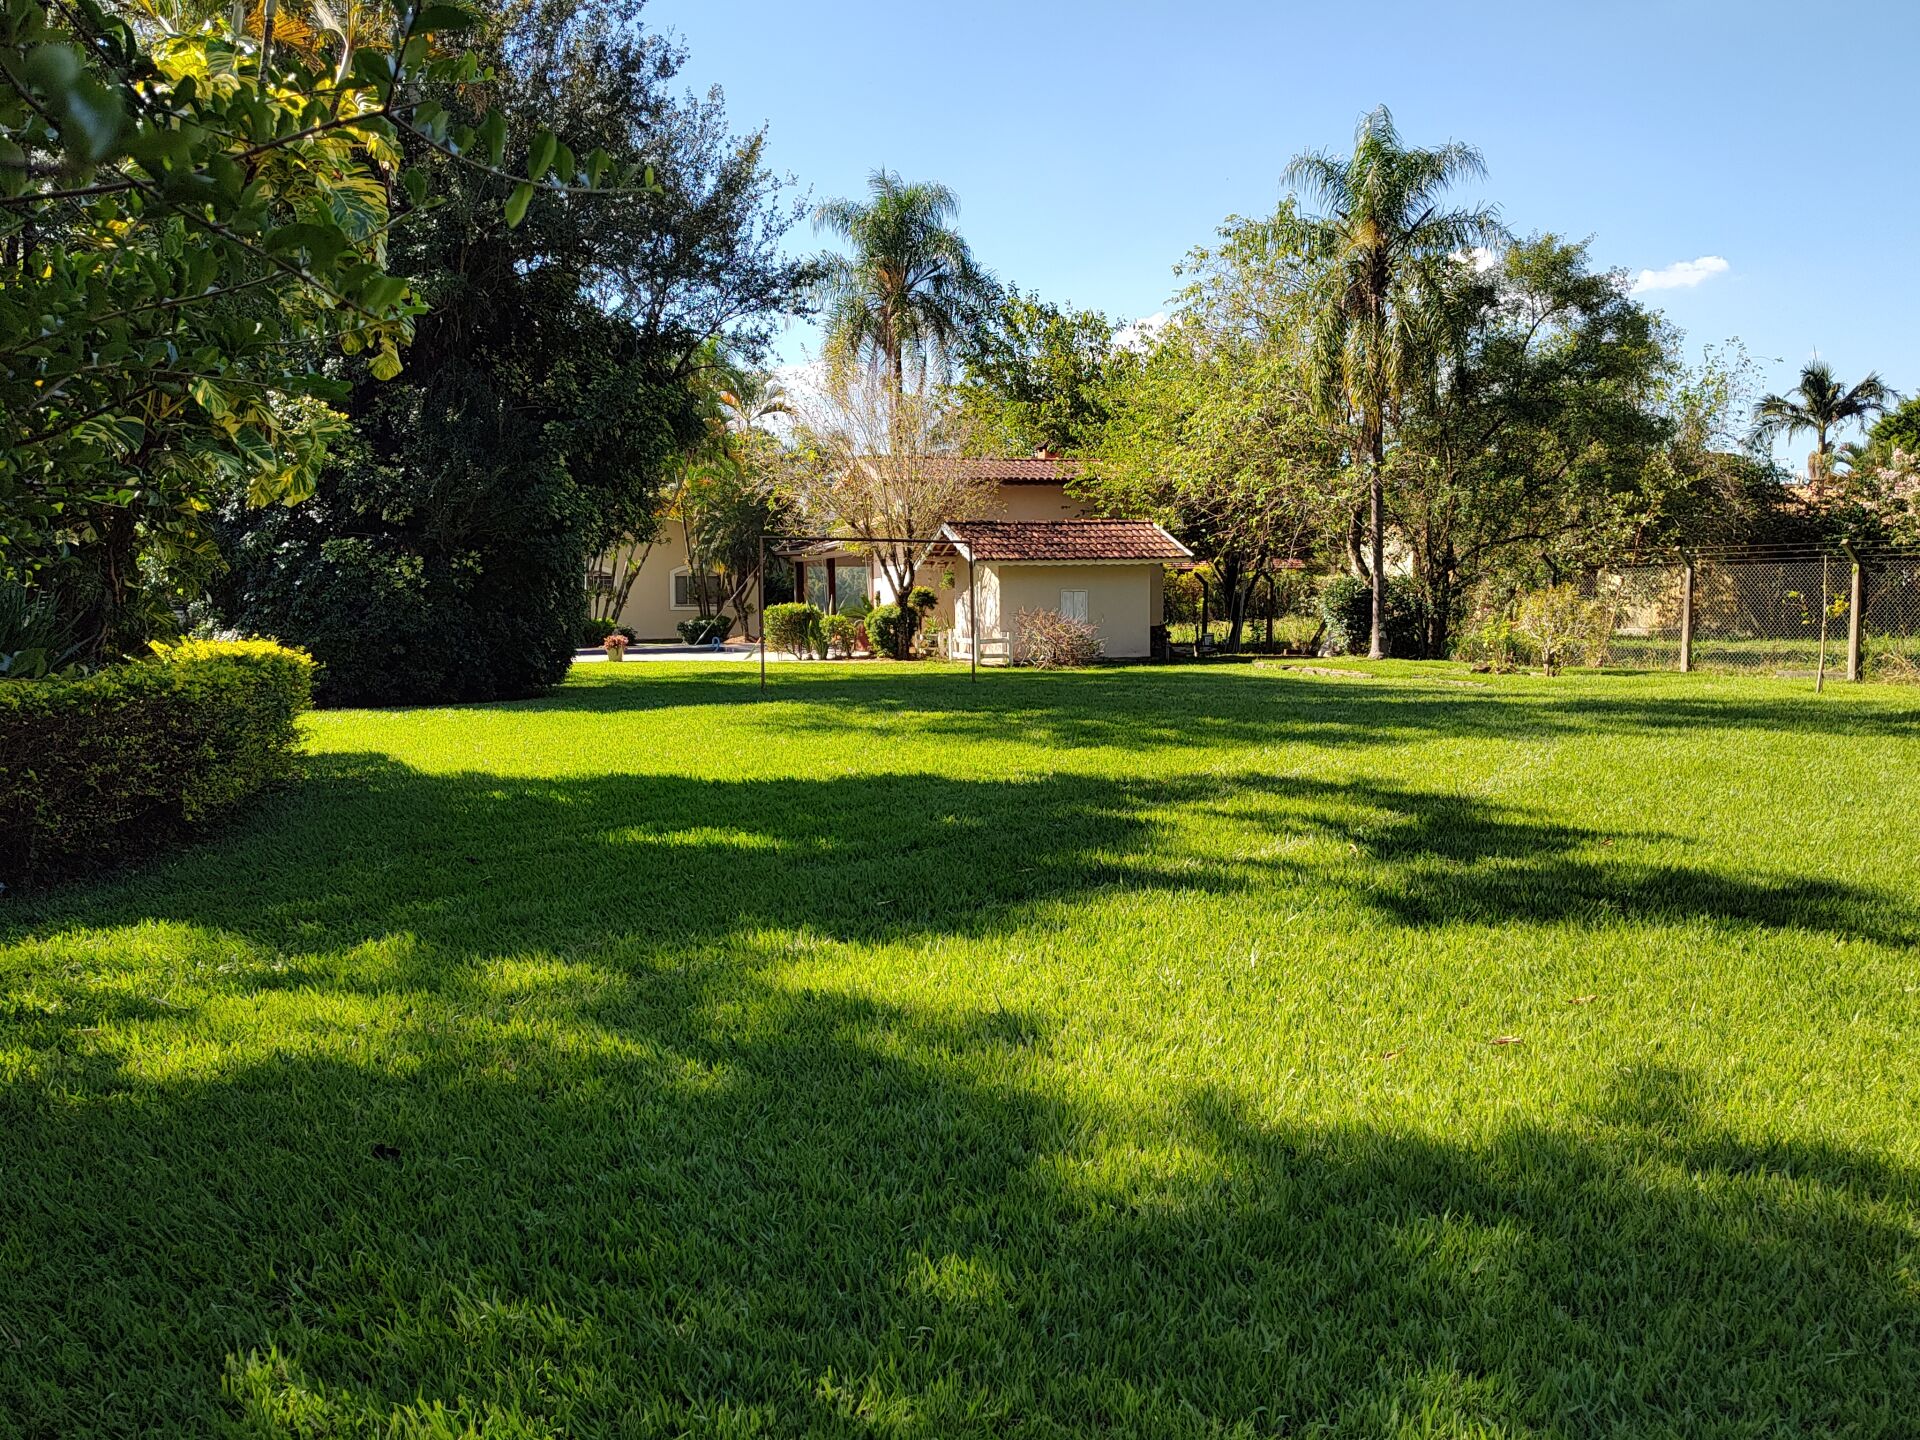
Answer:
931, 519, 1191, 563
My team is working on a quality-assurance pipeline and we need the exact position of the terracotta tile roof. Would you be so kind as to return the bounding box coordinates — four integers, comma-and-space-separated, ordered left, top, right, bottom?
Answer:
858, 456, 1086, 484
936, 519, 1192, 563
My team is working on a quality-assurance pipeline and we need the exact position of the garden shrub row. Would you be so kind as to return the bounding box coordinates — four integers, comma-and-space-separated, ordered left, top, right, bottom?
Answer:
0, 640, 314, 886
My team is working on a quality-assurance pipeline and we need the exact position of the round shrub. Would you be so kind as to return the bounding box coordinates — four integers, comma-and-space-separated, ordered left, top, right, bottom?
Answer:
763, 602, 823, 658
1317, 574, 1430, 657
1514, 585, 1611, 674
0, 640, 314, 885
863, 602, 913, 659
581, 616, 619, 647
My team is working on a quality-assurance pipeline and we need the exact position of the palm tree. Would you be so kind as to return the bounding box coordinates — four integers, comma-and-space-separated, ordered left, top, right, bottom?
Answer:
1285, 106, 1506, 658
716, 366, 793, 434
812, 170, 996, 399
1752, 360, 1896, 487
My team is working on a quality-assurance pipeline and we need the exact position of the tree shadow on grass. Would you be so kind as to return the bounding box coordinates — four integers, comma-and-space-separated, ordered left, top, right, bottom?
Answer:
4, 947, 1916, 1435
518, 663, 1920, 758
6, 755, 1909, 984
5, 749, 1918, 1433
1216, 773, 1919, 945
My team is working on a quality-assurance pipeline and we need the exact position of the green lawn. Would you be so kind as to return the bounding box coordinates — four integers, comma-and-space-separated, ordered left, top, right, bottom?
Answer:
6, 661, 1920, 1438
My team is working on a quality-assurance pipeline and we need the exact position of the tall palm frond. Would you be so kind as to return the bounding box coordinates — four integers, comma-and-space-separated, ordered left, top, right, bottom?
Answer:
1283, 104, 1507, 656
811, 170, 996, 395
1753, 360, 1896, 478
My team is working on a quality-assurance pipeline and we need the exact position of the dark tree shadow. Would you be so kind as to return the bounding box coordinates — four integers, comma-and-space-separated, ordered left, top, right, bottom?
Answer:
5, 738, 1918, 1433
515, 663, 1920, 756
5, 963, 1916, 1435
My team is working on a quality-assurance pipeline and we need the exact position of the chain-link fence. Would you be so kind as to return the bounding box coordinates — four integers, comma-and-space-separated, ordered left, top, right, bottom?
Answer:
1862, 556, 1920, 681
1596, 550, 1920, 679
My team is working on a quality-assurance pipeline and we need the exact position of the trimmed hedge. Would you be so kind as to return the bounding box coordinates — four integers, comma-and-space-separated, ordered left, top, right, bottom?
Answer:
0, 639, 314, 886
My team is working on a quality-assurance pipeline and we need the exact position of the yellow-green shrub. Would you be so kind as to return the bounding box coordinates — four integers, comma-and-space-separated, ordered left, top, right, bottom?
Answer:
0, 640, 314, 885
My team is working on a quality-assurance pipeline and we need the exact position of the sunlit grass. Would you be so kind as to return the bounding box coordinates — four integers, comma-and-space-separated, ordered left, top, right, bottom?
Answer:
5, 660, 1920, 1437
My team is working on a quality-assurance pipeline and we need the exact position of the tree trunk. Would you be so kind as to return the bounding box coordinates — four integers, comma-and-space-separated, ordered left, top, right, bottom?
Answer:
1368, 422, 1386, 660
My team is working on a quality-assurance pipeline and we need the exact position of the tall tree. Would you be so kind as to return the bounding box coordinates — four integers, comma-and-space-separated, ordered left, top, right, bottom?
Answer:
811, 171, 996, 397
955, 290, 1116, 455
0, 0, 550, 661
1752, 360, 1897, 485
1091, 212, 1341, 649
1388, 236, 1673, 653
217, 0, 803, 703
1284, 105, 1506, 657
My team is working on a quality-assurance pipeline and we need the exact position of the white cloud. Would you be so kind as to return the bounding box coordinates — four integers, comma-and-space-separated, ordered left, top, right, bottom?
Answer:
1458, 245, 1500, 273
1629, 255, 1729, 295
1113, 311, 1167, 353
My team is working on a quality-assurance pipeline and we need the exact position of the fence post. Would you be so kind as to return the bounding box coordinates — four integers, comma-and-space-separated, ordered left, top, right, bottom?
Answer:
1846, 548, 1865, 682
1679, 558, 1695, 673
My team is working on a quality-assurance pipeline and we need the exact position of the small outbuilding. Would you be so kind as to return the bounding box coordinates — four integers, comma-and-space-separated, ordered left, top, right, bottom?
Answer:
926, 519, 1193, 663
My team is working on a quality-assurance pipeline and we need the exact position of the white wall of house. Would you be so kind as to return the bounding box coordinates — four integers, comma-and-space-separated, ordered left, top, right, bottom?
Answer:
594, 480, 1104, 644
988, 483, 1091, 522
956, 561, 1163, 660
601, 520, 757, 642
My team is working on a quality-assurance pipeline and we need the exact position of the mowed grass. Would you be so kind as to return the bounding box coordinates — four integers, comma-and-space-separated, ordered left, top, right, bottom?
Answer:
5, 660, 1920, 1438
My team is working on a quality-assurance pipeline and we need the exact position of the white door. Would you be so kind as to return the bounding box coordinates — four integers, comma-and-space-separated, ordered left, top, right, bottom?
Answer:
1060, 589, 1088, 622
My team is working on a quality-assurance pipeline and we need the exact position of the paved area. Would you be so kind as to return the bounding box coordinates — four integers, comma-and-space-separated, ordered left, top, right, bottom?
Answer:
576, 645, 811, 663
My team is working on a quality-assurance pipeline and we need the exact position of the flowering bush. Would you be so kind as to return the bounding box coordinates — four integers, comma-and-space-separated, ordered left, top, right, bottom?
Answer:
1016, 609, 1103, 669
602, 632, 632, 656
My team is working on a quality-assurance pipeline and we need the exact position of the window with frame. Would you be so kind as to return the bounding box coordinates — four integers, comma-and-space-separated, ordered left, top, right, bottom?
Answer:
1059, 589, 1088, 622
672, 569, 726, 611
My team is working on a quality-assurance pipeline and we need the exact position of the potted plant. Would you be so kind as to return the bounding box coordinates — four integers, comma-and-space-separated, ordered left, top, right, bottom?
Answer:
603, 631, 631, 661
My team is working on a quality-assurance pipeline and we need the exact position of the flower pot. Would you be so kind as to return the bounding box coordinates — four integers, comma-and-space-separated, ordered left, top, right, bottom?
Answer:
604, 644, 628, 662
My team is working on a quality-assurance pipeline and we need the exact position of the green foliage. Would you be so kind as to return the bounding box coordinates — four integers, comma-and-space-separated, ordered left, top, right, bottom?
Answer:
1514, 585, 1612, 674
1389, 235, 1673, 650
677, 614, 733, 646
0, 579, 78, 679
1752, 360, 1895, 477
1089, 214, 1342, 648
0, 639, 312, 884
821, 612, 862, 657
1318, 574, 1428, 657
1452, 614, 1533, 673
214, 424, 595, 706
764, 602, 822, 658
216, 0, 809, 705
812, 170, 997, 390
863, 601, 921, 660
956, 290, 1117, 454
1862, 397, 1920, 461
0, 0, 629, 661
905, 586, 938, 614
581, 616, 620, 647
1272, 614, 1322, 652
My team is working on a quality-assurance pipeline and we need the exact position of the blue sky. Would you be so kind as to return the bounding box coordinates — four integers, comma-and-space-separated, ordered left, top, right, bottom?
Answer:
655, 0, 1917, 466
